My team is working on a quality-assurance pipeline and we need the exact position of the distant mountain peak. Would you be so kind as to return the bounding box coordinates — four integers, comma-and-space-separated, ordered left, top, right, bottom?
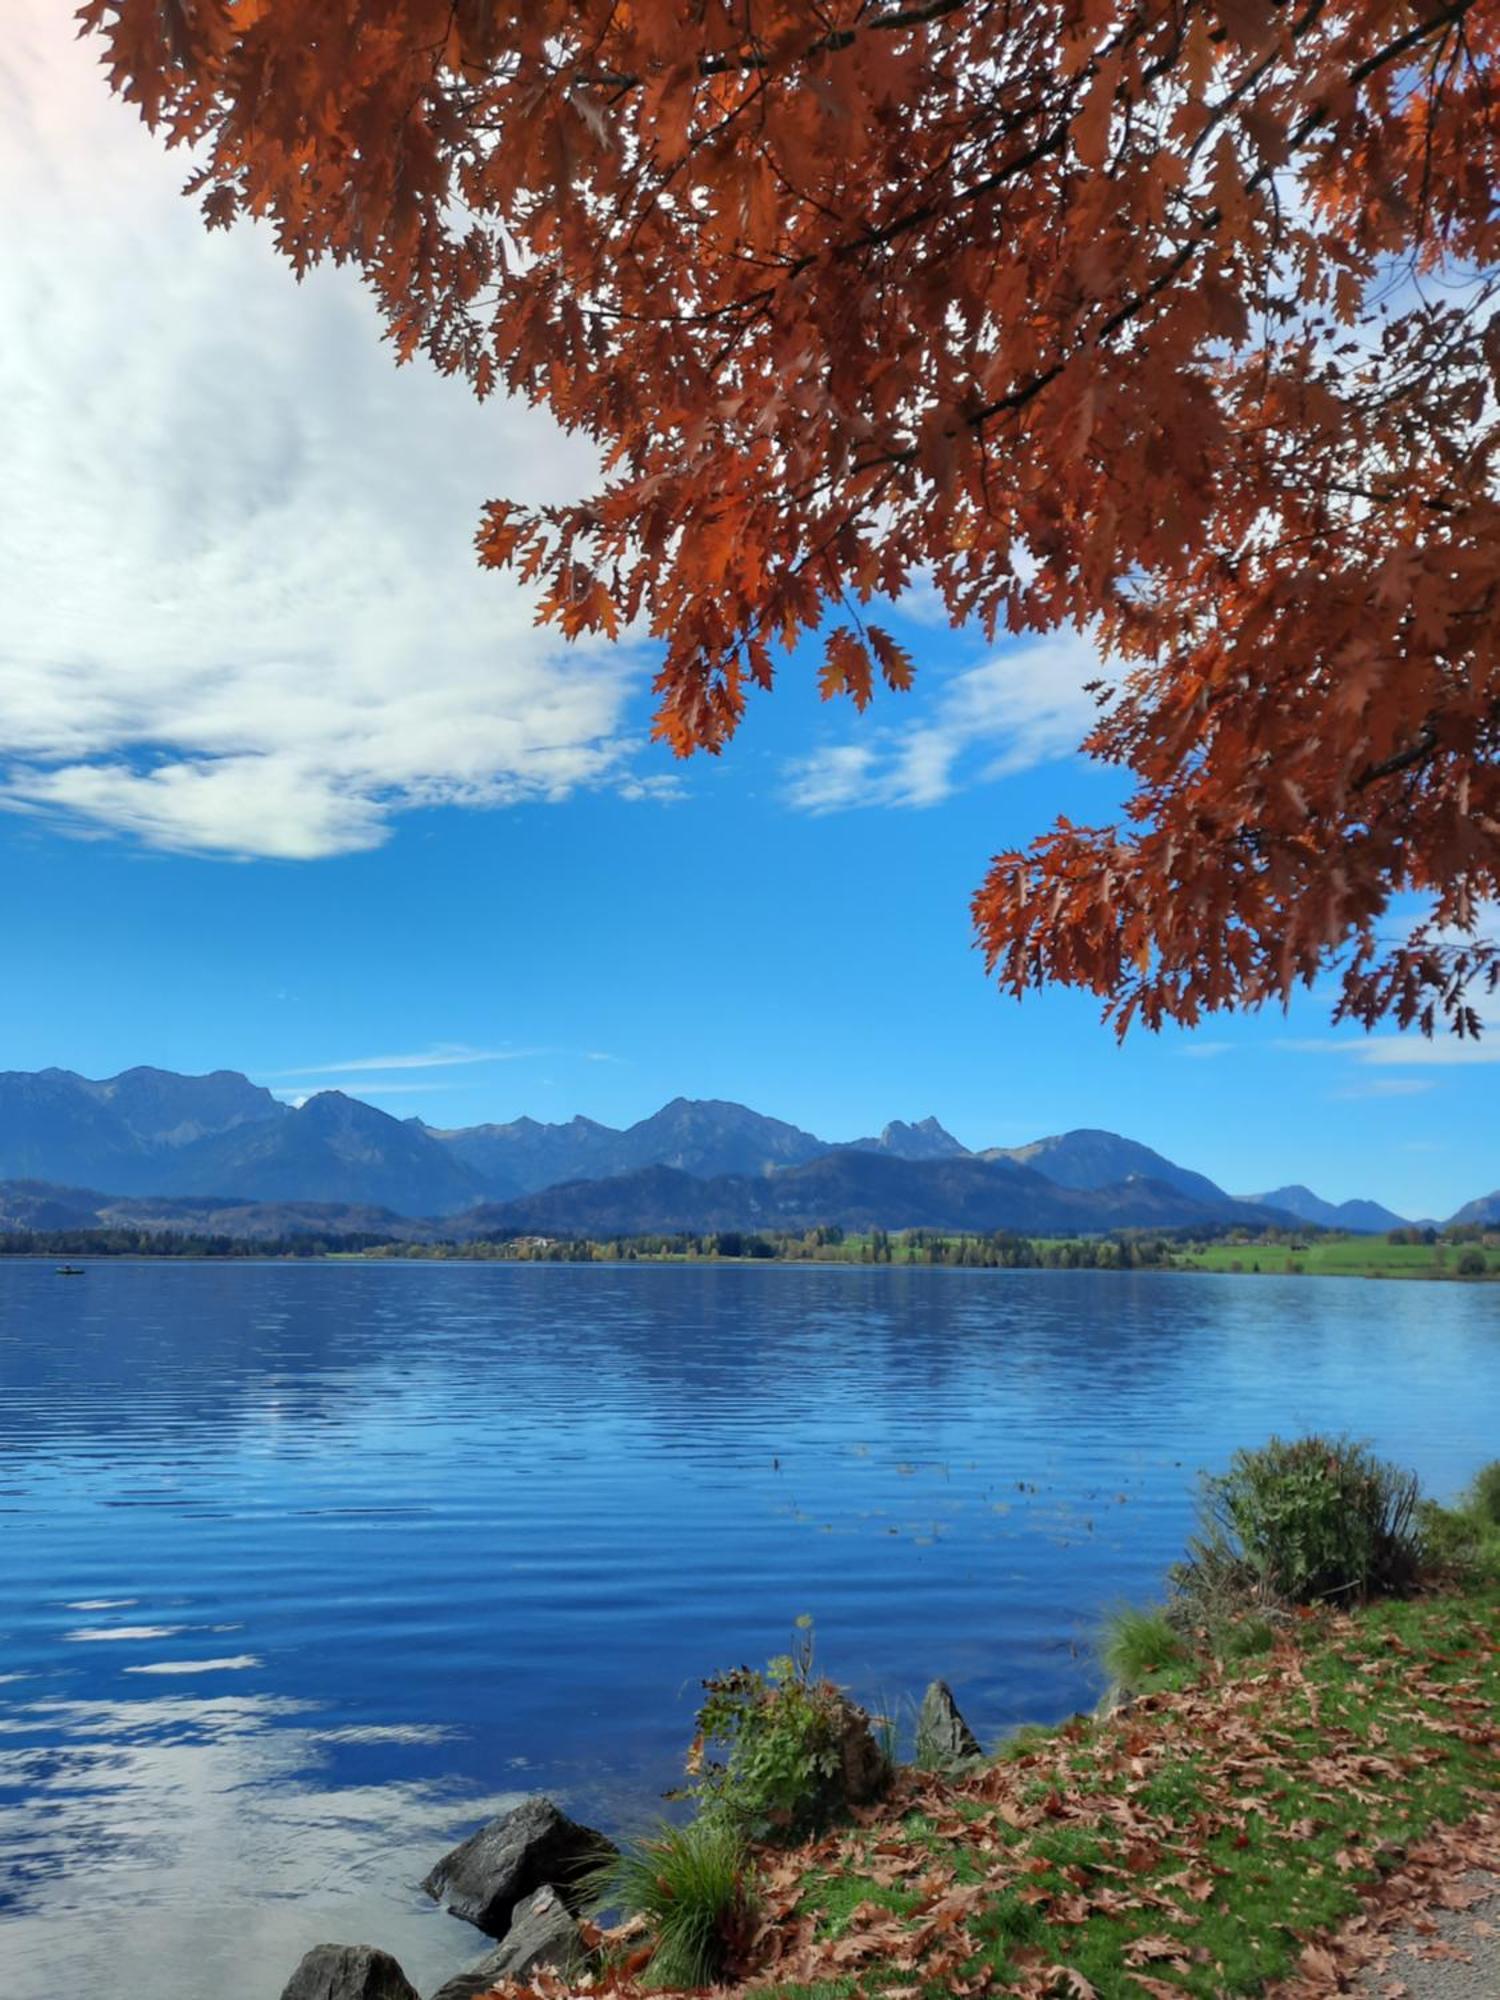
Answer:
988, 1128, 1240, 1213
298, 1088, 363, 1117
1449, 1188, 1500, 1228
845, 1115, 969, 1162
1247, 1184, 1410, 1233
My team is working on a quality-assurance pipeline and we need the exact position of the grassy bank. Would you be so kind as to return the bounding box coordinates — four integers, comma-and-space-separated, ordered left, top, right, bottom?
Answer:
569, 1446, 1500, 2000
366, 1227, 1500, 1278
1168, 1237, 1500, 1279
743, 1587, 1498, 1999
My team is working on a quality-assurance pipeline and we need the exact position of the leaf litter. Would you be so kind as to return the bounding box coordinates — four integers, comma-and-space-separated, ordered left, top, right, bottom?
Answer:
474, 1594, 1498, 1999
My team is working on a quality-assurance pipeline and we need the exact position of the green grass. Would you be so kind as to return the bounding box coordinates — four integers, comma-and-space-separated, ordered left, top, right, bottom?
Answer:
1172, 1236, 1500, 1278
1465, 1461, 1500, 1527
673, 1233, 1499, 1278
751, 1587, 1500, 2000
590, 1815, 758, 1988
1097, 1604, 1192, 1692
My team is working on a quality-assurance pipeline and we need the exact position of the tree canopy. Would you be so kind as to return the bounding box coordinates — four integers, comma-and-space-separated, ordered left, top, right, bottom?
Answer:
81, 0, 1499, 1033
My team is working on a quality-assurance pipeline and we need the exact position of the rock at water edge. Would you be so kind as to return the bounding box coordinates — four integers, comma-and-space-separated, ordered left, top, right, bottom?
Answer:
833, 1694, 889, 1804
422, 1795, 617, 1937
428, 1883, 587, 2000
278, 1943, 420, 2000
915, 1680, 983, 1767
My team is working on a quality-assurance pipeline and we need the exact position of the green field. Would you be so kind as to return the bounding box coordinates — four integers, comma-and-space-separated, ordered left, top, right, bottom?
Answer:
1170, 1236, 1500, 1278
786, 1232, 1500, 1279
783, 1232, 1500, 1279
371, 1227, 1500, 1279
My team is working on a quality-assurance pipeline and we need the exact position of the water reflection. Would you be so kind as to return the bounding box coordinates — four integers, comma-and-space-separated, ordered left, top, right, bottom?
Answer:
0, 1259, 1496, 1999
0, 1687, 518, 1996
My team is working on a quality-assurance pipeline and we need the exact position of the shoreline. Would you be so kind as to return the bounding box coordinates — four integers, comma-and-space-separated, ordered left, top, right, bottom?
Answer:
287, 1582, 1500, 2000
2, 1245, 1494, 1282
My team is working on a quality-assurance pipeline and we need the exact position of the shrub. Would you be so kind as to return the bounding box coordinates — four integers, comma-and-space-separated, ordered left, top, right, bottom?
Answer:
1098, 1605, 1190, 1690
687, 1619, 887, 1840
588, 1816, 757, 1989
1414, 1465, 1500, 1588
1416, 1498, 1482, 1580
1174, 1434, 1423, 1608
1216, 1612, 1277, 1661
1456, 1247, 1489, 1278
1464, 1460, 1500, 1527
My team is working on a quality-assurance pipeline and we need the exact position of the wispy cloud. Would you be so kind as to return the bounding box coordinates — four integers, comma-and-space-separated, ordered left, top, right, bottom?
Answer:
1181, 1041, 1234, 1060
267, 1045, 530, 1078
0, 14, 661, 861
782, 632, 1105, 813
275, 1082, 464, 1104
1329, 1078, 1436, 1100
1354, 1034, 1500, 1067
1280, 1017, 1500, 1067
887, 569, 953, 630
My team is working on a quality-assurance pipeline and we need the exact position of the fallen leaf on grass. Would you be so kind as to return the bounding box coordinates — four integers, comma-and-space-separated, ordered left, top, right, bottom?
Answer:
1125, 1933, 1191, 1966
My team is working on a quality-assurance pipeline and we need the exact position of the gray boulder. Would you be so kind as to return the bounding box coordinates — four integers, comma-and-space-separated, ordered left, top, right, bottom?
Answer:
423, 1796, 616, 1937
428, 1884, 586, 2000
279, 1944, 419, 2000
1093, 1681, 1134, 1722
833, 1693, 889, 1805
915, 1680, 983, 1768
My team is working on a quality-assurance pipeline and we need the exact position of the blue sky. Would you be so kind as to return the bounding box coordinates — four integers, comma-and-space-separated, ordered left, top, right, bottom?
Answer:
1, 11, 1494, 1219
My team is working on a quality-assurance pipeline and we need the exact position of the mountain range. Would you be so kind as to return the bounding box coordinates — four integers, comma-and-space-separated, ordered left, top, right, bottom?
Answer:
0, 1177, 435, 1244
0, 1065, 1476, 1240
1242, 1184, 1411, 1234
1448, 1188, 1500, 1228
457, 1153, 1290, 1240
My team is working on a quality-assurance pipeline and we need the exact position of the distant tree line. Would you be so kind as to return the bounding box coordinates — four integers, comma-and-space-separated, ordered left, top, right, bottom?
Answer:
7, 1219, 1491, 1267
0, 1227, 401, 1259
370, 1227, 1187, 1268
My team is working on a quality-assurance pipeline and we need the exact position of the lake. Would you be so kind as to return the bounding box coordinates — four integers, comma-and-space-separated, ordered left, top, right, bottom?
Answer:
0, 1259, 1495, 1998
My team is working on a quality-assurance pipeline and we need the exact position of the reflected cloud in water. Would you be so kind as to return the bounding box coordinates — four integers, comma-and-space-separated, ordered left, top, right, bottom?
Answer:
64, 1626, 184, 1643
124, 1656, 264, 1675
0, 1687, 521, 2000
2, 1259, 1497, 2000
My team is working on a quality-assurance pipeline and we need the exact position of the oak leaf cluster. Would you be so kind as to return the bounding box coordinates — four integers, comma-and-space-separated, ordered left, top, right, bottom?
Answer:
81, 0, 1500, 1030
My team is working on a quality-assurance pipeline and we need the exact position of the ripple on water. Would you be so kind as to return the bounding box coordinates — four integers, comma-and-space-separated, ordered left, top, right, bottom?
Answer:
0, 1259, 1496, 2000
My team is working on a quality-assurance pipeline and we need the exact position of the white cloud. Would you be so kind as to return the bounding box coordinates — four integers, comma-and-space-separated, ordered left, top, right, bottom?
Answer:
1329, 1078, 1436, 1099
782, 631, 1104, 813
1281, 1009, 1500, 1067
275, 1080, 462, 1100
888, 568, 953, 629
1355, 1035, 1500, 1067
0, 14, 654, 860
268, 1044, 529, 1077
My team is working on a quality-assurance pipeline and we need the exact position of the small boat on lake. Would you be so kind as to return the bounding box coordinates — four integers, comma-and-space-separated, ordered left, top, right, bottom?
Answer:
54, 1265, 86, 1276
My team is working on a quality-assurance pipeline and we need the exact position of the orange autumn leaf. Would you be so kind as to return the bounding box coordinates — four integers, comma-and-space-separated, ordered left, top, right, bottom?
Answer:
78, 0, 1500, 1036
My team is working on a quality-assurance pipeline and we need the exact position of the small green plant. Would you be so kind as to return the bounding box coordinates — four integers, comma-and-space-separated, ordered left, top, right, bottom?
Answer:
1456, 1247, 1489, 1277
1215, 1611, 1277, 1661
1418, 1465, 1500, 1586
686, 1617, 884, 1839
995, 1721, 1055, 1762
1098, 1604, 1190, 1690
1463, 1460, 1500, 1526
587, 1816, 757, 1989
868, 1689, 899, 1775
1416, 1497, 1483, 1579
1174, 1434, 1423, 1609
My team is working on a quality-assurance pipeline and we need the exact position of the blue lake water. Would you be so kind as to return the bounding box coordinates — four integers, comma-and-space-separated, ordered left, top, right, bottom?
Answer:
0, 1258, 1496, 1998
